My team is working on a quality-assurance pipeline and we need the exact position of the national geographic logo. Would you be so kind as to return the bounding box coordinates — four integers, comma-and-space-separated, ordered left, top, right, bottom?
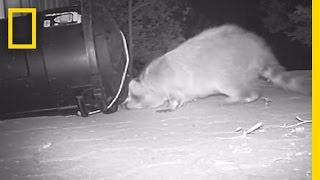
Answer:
8, 8, 36, 49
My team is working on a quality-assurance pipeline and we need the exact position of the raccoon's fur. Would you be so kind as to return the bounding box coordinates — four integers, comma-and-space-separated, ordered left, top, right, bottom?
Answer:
122, 24, 310, 112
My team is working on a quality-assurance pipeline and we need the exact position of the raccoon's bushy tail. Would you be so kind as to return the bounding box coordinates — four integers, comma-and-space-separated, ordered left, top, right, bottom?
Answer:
260, 65, 311, 95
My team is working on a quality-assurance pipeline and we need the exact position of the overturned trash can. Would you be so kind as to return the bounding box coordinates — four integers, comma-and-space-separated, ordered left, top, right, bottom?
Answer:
0, 1, 131, 119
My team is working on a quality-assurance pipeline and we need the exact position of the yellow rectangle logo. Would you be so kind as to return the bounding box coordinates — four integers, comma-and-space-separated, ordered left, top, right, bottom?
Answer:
8, 8, 36, 49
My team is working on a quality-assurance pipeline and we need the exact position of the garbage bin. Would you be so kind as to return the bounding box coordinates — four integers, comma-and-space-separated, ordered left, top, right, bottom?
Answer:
0, 0, 131, 119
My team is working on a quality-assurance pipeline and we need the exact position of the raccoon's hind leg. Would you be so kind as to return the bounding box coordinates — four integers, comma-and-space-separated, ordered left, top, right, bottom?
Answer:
222, 88, 260, 104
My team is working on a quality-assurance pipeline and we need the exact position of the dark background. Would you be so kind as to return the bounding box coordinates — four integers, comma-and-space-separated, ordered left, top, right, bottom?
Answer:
187, 0, 312, 70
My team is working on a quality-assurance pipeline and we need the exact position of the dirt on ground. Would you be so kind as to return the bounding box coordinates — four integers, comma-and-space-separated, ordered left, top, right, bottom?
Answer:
0, 71, 311, 180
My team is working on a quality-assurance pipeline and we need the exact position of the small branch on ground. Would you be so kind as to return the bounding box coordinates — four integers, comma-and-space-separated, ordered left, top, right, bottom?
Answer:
280, 116, 312, 128
217, 122, 263, 140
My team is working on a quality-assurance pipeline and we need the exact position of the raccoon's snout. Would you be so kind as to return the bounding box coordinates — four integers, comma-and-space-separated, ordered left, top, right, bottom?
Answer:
120, 100, 129, 110
120, 97, 144, 110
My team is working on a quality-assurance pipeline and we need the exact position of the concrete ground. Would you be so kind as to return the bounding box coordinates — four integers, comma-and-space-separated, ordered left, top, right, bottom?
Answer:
0, 71, 311, 180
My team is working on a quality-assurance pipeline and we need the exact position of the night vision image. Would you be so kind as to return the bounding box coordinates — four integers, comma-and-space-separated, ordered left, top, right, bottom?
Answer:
0, 0, 311, 179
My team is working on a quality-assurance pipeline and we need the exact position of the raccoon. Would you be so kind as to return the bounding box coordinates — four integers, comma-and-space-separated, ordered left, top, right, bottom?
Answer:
122, 24, 310, 112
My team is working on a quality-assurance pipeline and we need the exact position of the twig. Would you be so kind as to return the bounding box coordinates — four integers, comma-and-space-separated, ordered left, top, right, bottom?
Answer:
245, 122, 263, 135
281, 116, 312, 128
217, 122, 263, 140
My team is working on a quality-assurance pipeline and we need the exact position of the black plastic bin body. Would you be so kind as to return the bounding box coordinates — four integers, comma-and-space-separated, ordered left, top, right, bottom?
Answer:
0, 1, 131, 119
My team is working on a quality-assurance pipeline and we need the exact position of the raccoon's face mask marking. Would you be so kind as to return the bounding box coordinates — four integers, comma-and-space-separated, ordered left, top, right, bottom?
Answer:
122, 79, 166, 109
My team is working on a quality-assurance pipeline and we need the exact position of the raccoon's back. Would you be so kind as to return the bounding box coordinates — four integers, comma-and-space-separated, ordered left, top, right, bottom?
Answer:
165, 25, 274, 82
162, 25, 310, 96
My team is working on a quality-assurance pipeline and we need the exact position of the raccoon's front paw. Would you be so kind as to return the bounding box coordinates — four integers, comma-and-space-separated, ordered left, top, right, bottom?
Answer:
155, 99, 184, 113
156, 108, 175, 113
